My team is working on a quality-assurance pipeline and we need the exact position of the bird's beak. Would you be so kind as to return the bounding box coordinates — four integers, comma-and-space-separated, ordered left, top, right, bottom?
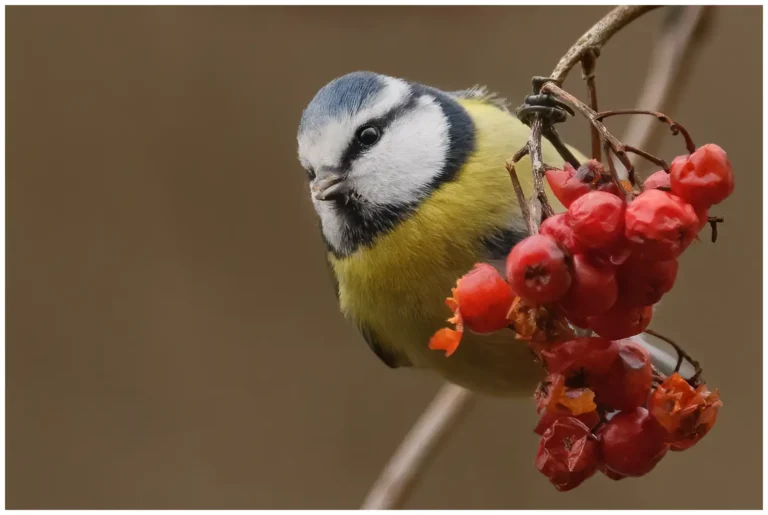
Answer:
312, 172, 350, 201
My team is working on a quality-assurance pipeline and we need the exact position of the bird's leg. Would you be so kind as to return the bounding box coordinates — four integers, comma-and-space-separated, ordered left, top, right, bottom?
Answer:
516, 77, 581, 169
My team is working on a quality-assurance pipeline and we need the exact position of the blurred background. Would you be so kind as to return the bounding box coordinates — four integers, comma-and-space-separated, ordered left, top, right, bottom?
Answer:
7, 5, 762, 509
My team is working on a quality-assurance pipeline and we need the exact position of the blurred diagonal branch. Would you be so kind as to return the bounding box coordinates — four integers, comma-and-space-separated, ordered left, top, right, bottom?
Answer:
620, 5, 709, 170
360, 384, 474, 509
360, 5, 709, 509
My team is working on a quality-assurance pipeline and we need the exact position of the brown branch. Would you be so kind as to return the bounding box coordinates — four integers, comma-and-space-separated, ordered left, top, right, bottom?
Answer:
542, 82, 639, 186
527, 119, 554, 230
581, 47, 602, 161
595, 109, 697, 154
550, 6, 660, 83
360, 384, 474, 509
506, 146, 532, 227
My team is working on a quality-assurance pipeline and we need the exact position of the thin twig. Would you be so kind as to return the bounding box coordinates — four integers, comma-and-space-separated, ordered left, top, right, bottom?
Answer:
527, 119, 554, 229
581, 47, 602, 161
596, 109, 697, 154
541, 82, 639, 186
550, 6, 660, 83
360, 384, 474, 509
644, 329, 703, 383
506, 146, 532, 226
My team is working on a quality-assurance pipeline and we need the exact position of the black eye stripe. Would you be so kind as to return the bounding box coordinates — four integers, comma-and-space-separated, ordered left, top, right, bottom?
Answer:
337, 93, 421, 173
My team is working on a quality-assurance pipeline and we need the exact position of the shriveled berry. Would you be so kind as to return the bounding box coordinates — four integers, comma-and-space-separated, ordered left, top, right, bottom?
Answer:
600, 463, 628, 481
506, 235, 572, 305
625, 189, 699, 260
598, 407, 669, 477
648, 372, 722, 451
589, 340, 653, 411
559, 254, 618, 317
451, 263, 515, 334
615, 254, 678, 308
643, 170, 671, 191
545, 163, 591, 208
540, 213, 584, 255
577, 160, 622, 198
534, 408, 601, 436
542, 337, 620, 377
695, 206, 709, 232
535, 373, 597, 416
670, 144, 734, 208
567, 191, 625, 250
536, 418, 601, 491
587, 304, 653, 340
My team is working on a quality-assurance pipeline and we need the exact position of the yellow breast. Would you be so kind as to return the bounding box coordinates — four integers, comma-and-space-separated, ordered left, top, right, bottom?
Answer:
329, 99, 572, 393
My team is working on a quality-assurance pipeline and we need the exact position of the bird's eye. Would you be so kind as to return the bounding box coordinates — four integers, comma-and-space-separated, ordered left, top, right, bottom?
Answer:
356, 125, 381, 146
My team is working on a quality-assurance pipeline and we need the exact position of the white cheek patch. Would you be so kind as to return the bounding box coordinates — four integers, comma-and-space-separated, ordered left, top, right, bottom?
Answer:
297, 76, 411, 172
350, 95, 449, 206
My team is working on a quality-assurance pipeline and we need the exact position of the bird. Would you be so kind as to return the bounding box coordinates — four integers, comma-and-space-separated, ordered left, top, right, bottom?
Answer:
296, 71, 585, 396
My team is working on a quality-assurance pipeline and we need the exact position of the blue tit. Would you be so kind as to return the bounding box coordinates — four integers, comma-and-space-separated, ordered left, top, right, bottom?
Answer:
296, 71, 585, 396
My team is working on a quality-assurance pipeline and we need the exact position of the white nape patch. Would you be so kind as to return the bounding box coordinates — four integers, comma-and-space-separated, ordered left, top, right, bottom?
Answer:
297, 76, 411, 171
350, 94, 449, 206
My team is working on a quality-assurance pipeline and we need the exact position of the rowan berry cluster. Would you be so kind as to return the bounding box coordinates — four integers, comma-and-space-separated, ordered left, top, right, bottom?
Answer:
428, 143, 731, 491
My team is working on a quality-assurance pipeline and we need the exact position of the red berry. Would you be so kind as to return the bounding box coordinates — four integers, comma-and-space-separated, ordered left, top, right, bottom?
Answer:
587, 304, 653, 340
545, 163, 591, 208
670, 144, 734, 208
540, 213, 584, 255
534, 408, 601, 436
589, 340, 653, 411
599, 463, 628, 481
643, 170, 671, 191
598, 407, 669, 477
625, 189, 699, 260
536, 418, 601, 491
559, 254, 618, 317
542, 337, 620, 376
567, 191, 625, 250
576, 160, 622, 198
452, 263, 515, 334
615, 254, 678, 308
506, 235, 572, 305
648, 373, 723, 451
695, 206, 709, 232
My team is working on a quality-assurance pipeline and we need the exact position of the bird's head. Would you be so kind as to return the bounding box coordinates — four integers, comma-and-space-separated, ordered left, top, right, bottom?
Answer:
297, 71, 474, 257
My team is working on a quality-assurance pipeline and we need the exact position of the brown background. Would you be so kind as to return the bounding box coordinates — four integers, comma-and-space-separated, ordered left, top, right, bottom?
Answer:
7, 6, 762, 509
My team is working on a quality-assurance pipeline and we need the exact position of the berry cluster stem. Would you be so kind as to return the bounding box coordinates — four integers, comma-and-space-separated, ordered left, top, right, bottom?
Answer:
645, 328, 703, 384
581, 47, 602, 162
505, 145, 533, 233
596, 109, 697, 155
541, 82, 639, 188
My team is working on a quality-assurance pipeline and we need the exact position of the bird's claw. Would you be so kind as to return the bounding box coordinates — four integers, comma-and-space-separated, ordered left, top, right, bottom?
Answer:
515, 77, 574, 127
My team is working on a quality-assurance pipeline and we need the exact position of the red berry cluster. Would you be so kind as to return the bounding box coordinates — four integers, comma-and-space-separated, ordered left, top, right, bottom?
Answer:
509, 143, 734, 337
427, 143, 732, 491
533, 337, 721, 490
